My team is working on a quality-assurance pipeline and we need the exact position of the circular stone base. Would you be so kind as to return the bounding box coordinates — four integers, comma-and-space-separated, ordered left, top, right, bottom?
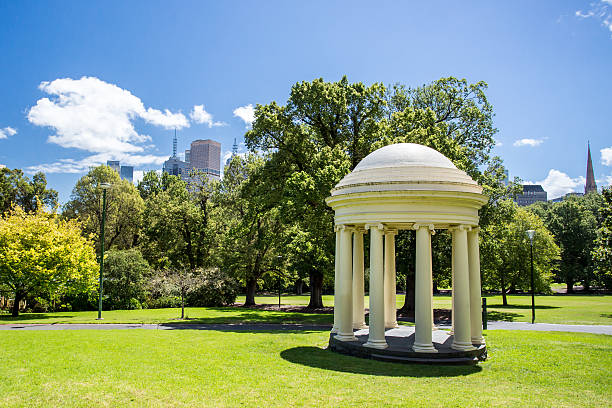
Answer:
329, 326, 487, 365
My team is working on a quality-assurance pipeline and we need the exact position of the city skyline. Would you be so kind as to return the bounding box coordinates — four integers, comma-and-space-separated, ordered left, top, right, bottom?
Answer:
1, 1, 611, 203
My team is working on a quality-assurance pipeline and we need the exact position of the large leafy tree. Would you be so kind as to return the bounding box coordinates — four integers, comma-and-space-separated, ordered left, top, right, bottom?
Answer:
140, 171, 216, 270
246, 76, 513, 308
215, 155, 287, 306
593, 187, 612, 289
481, 201, 559, 305
0, 167, 57, 215
0, 206, 98, 316
63, 166, 144, 255
531, 194, 603, 292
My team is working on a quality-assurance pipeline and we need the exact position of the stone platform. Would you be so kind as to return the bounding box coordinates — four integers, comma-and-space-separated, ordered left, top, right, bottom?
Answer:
329, 326, 487, 365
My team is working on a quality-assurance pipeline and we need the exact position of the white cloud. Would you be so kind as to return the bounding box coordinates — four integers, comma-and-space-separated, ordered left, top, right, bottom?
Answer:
526, 169, 585, 199
494, 139, 503, 147
513, 138, 543, 147
575, 1, 612, 36
233, 104, 255, 127
27, 76, 189, 156
0, 164, 6, 169
601, 147, 612, 166
26, 152, 167, 175
0, 126, 17, 139
190, 105, 227, 128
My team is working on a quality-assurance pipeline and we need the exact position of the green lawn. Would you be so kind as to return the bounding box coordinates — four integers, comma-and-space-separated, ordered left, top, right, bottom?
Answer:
1, 293, 610, 326
0, 329, 609, 407
0, 306, 333, 325
238, 293, 612, 325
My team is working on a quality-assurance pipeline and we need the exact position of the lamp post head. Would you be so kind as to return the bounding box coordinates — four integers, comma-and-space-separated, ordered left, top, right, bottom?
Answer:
526, 229, 535, 244
100, 182, 111, 190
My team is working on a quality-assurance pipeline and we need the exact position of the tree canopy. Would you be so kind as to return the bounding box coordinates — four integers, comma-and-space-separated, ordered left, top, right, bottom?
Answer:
0, 167, 58, 215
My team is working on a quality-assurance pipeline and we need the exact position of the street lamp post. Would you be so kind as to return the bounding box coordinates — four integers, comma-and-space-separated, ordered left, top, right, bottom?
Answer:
97, 183, 111, 320
526, 229, 536, 324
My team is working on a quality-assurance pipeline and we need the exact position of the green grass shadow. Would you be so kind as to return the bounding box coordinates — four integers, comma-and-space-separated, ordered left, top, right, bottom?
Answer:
280, 346, 482, 377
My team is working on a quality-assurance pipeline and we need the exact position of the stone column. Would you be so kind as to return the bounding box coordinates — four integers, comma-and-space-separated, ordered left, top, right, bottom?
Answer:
331, 226, 340, 334
451, 225, 476, 351
352, 228, 367, 329
384, 228, 398, 328
450, 229, 455, 335
413, 224, 437, 353
468, 227, 485, 345
364, 223, 387, 349
336, 226, 356, 341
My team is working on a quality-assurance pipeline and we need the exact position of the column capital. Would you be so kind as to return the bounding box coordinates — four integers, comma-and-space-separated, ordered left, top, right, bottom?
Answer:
449, 224, 472, 232
365, 223, 385, 231
383, 227, 398, 236
353, 226, 367, 234
334, 224, 354, 232
413, 223, 435, 234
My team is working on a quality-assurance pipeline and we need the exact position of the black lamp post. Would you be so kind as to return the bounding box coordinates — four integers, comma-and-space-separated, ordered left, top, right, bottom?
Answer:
97, 182, 111, 320
526, 229, 536, 324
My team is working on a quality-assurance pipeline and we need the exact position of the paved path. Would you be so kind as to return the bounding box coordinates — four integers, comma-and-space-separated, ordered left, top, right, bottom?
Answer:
0, 322, 611, 335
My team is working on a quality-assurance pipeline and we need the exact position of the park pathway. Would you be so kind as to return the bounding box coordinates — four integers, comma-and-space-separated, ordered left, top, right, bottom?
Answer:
0, 322, 611, 335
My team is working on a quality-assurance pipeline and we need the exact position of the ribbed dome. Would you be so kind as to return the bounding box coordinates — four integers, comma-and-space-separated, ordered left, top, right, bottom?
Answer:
331, 143, 482, 196
354, 143, 456, 171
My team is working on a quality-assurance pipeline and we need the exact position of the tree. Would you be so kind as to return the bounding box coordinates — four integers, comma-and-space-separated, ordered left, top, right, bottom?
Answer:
536, 194, 602, 292
0, 168, 57, 215
140, 172, 216, 270
63, 166, 144, 255
103, 249, 151, 310
481, 201, 559, 305
247, 76, 513, 309
0, 206, 98, 316
151, 268, 200, 319
593, 187, 612, 289
215, 155, 286, 306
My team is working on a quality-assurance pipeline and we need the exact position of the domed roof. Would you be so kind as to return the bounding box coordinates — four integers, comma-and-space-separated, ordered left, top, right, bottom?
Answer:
331, 143, 483, 196
354, 143, 456, 171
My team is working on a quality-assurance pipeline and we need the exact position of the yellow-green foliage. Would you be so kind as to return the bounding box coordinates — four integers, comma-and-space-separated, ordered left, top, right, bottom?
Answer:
0, 206, 98, 306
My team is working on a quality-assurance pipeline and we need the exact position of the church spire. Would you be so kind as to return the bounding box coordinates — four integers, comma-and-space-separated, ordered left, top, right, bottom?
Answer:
585, 142, 597, 194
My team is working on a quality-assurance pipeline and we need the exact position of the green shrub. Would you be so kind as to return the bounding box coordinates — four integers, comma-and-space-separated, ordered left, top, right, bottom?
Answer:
103, 249, 151, 310
147, 296, 181, 309
187, 268, 238, 307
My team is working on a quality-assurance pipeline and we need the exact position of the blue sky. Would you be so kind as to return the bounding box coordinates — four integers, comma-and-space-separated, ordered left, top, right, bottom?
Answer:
1, 0, 611, 202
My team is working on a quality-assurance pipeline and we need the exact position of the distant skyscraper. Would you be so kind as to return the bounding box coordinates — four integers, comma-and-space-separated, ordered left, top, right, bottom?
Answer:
185, 149, 191, 164
226, 138, 239, 166
585, 142, 597, 194
189, 139, 221, 177
107, 160, 120, 173
120, 166, 133, 182
515, 184, 547, 206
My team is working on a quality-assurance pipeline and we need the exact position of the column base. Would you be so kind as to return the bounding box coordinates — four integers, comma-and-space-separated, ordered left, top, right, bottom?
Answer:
412, 343, 438, 353
335, 332, 357, 342
353, 322, 368, 329
471, 336, 486, 345
451, 340, 476, 351
364, 339, 388, 349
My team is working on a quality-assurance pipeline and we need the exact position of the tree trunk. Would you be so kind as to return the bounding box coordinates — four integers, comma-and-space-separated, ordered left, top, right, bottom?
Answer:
500, 273, 508, 306
180, 291, 185, 319
399, 268, 415, 315
11, 291, 22, 317
566, 278, 574, 294
244, 278, 257, 306
308, 272, 324, 308
295, 279, 303, 295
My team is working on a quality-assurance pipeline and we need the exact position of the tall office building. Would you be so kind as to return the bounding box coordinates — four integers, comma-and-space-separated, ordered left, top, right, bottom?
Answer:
185, 149, 191, 164
515, 184, 547, 206
585, 142, 597, 194
107, 160, 120, 173
120, 166, 134, 182
189, 139, 221, 177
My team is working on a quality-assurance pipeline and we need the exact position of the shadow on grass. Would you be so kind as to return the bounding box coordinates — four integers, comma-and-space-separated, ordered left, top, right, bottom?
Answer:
600, 313, 612, 319
159, 323, 331, 334
0, 313, 73, 321
280, 347, 482, 377
487, 304, 560, 310
175, 308, 334, 326
486, 311, 523, 322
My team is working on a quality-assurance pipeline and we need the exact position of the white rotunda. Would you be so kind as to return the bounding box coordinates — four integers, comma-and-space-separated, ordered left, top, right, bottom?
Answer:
326, 143, 488, 360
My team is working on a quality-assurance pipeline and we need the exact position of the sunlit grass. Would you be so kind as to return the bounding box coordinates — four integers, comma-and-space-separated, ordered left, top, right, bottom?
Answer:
0, 329, 609, 407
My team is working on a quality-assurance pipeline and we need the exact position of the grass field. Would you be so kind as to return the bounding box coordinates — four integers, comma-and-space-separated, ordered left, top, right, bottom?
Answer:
1, 293, 610, 325
0, 329, 610, 407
